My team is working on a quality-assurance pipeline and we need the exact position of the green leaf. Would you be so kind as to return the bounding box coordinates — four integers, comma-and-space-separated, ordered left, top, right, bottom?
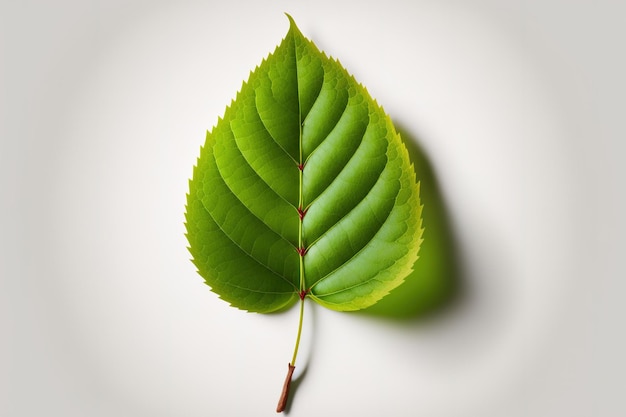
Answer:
185, 15, 423, 314
185, 16, 424, 410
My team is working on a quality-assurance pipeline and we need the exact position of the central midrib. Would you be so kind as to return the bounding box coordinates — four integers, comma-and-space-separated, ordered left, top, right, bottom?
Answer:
295, 34, 306, 297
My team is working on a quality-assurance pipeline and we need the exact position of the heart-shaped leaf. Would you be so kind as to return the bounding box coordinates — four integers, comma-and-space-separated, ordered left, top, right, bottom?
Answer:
185, 15, 423, 411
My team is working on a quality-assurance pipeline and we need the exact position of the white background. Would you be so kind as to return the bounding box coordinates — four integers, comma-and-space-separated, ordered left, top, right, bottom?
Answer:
2, 0, 624, 416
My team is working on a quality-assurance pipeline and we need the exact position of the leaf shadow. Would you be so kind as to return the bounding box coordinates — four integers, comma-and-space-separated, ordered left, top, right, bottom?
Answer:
358, 123, 465, 321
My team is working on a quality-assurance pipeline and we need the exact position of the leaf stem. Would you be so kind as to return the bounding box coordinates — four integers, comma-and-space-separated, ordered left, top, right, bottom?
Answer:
291, 294, 305, 366
276, 363, 296, 413
277, 293, 306, 413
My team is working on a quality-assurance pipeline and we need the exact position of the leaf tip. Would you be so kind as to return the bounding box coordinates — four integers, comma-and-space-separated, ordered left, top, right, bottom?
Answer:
284, 12, 295, 27
284, 12, 304, 38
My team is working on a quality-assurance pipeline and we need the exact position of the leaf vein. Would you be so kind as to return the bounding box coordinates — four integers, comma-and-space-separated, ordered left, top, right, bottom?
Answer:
219, 280, 296, 295
216, 139, 299, 244
311, 277, 384, 299
302, 90, 351, 165
198, 192, 298, 291
308, 185, 397, 291
254, 99, 299, 165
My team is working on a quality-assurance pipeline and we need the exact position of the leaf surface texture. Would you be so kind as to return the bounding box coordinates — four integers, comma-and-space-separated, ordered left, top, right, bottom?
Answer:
185, 16, 423, 313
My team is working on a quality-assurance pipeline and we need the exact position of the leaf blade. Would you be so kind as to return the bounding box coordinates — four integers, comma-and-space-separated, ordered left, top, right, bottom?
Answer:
185, 16, 423, 313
